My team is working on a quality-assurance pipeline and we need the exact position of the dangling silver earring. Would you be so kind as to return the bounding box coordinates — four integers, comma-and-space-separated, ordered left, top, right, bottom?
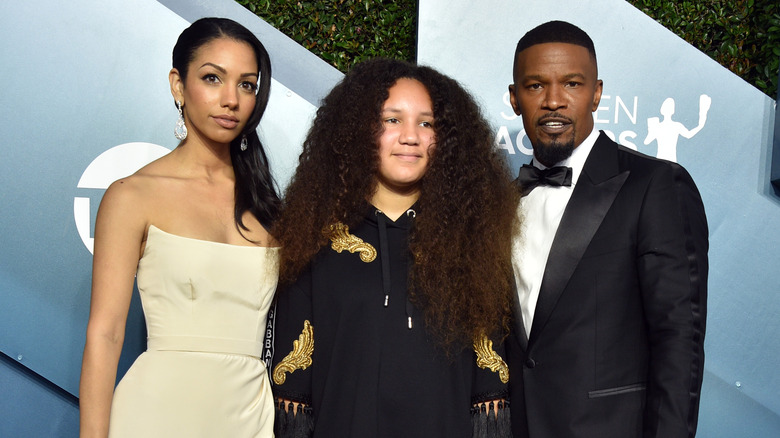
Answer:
174, 100, 187, 141
240, 135, 248, 151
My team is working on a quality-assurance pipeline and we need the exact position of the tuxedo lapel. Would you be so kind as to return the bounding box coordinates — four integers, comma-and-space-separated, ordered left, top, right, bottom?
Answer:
528, 133, 628, 346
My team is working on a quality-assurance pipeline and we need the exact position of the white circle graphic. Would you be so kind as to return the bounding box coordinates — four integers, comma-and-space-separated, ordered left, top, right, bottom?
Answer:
74, 142, 171, 253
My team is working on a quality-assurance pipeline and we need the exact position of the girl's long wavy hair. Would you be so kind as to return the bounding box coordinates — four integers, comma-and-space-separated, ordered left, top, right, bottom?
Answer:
172, 17, 280, 232
274, 58, 519, 351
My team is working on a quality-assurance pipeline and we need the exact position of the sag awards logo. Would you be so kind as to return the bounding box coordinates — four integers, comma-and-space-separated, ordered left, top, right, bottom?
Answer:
74, 142, 171, 254
495, 92, 712, 164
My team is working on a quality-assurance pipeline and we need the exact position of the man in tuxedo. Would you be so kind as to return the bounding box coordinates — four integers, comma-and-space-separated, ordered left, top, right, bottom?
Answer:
506, 21, 708, 438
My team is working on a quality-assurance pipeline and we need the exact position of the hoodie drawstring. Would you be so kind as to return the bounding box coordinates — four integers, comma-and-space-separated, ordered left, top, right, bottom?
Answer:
376, 210, 392, 310
376, 208, 415, 329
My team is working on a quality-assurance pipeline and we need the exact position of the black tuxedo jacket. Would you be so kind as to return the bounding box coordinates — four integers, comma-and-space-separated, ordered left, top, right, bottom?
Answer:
508, 132, 708, 438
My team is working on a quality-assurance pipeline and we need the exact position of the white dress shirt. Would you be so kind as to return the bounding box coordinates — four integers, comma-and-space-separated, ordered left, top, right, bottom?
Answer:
512, 128, 600, 338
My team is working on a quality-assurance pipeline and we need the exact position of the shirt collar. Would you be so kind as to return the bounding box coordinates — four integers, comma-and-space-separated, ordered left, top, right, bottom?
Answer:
531, 128, 599, 186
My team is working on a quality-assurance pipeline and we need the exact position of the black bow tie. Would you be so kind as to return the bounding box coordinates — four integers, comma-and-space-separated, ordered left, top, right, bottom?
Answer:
515, 164, 573, 196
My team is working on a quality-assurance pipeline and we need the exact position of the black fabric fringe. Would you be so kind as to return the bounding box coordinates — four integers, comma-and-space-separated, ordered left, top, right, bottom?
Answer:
471, 400, 511, 438
274, 399, 314, 438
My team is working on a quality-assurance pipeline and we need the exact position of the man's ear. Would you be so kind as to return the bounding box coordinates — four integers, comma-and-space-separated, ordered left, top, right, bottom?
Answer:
508, 84, 522, 116
591, 79, 604, 111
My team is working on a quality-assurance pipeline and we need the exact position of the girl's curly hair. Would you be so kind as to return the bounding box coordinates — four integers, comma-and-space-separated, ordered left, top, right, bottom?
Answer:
273, 58, 519, 352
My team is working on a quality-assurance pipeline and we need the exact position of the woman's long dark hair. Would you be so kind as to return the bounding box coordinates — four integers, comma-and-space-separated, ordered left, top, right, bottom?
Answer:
172, 17, 280, 232
275, 59, 519, 351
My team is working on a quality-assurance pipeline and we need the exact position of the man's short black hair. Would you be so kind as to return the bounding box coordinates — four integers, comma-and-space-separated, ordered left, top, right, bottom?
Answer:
515, 20, 597, 64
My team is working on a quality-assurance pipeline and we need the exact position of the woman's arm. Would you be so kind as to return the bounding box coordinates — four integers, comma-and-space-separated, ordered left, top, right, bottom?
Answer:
269, 269, 315, 438
471, 333, 512, 437
79, 179, 146, 438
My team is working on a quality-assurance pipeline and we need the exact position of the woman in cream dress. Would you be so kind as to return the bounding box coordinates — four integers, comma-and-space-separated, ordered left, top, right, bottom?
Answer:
79, 18, 280, 437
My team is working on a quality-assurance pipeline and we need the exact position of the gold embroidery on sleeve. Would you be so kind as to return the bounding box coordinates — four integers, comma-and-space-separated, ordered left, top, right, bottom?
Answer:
273, 320, 314, 385
326, 222, 377, 263
474, 334, 509, 384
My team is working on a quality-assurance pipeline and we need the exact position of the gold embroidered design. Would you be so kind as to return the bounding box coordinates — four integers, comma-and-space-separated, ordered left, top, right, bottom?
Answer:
327, 222, 377, 263
273, 320, 314, 385
474, 334, 509, 384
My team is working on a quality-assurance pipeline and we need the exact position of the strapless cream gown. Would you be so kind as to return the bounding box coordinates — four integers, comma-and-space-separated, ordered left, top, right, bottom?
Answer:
108, 225, 278, 437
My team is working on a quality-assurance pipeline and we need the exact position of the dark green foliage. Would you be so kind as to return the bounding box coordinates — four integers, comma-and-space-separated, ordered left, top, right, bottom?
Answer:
238, 0, 778, 97
237, 0, 416, 72
628, 0, 779, 97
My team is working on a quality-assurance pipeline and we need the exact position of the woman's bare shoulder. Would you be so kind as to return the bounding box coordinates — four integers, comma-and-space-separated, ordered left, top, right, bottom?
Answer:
99, 154, 180, 223
108, 153, 179, 196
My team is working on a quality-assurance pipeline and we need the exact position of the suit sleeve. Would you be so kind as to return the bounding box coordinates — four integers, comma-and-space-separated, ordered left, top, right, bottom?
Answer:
637, 162, 708, 438
269, 268, 315, 437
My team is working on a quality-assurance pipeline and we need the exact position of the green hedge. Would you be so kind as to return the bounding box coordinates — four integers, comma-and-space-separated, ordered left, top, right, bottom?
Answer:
238, 0, 416, 72
239, 0, 779, 98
